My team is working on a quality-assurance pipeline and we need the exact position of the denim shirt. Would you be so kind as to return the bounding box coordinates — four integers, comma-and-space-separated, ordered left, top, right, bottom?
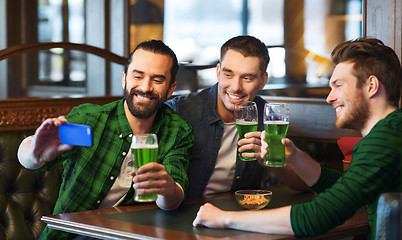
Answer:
165, 83, 267, 197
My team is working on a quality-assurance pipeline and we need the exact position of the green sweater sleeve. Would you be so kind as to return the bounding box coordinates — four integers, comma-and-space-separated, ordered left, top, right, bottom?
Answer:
310, 164, 342, 193
290, 165, 354, 236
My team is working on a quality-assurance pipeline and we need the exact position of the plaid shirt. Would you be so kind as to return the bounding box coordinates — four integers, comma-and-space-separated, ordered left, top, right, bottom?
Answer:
38, 98, 193, 240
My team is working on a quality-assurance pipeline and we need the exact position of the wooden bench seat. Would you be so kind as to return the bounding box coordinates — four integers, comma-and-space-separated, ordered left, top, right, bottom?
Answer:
0, 96, 118, 240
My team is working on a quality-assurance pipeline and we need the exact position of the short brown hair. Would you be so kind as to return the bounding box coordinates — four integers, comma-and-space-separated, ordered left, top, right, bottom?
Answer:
220, 35, 270, 75
331, 37, 402, 108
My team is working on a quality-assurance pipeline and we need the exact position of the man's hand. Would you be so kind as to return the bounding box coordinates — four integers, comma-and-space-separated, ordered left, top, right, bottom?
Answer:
18, 116, 73, 169
131, 162, 184, 210
131, 162, 176, 196
258, 131, 298, 166
193, 203, 294, 235
281, 138, 300, 164
193, 203, 229, 228
259, 131, 321, 188
32, 117, 73, 162
238, 131, 262, 161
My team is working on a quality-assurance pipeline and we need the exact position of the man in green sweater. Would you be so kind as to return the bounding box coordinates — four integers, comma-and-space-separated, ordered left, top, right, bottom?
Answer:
192, 38, 402, 240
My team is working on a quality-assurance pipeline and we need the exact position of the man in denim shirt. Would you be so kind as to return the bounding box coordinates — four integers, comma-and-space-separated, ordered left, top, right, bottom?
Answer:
167, 36, 285, 197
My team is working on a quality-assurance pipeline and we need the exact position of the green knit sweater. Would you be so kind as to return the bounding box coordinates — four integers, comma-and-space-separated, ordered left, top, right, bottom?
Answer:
291, 109, 402, 240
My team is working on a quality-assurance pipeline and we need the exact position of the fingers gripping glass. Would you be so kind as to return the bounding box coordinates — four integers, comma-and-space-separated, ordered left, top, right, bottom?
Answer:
131, 134, 158, 202
263, 103, 289, 167
234, 101, 258, 161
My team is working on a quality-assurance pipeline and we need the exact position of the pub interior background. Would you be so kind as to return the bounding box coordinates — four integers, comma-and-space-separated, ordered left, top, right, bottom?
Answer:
1, 0, 400, 171
0, 0, 401, 100
0, 2, 401, 240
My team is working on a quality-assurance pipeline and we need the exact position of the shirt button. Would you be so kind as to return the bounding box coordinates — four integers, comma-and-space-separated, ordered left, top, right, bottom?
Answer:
236, 175, 240, 180
110, 176, 115, 181
122, 152, 127, 156
97, 200, 101, 204
129, 134, 133, 137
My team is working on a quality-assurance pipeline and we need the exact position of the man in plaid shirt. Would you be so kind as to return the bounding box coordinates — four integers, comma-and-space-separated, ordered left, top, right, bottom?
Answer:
18, 40, 194, 240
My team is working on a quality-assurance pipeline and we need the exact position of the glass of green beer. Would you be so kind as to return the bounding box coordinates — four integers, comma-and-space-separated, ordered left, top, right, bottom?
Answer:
234, 101, 258, 161
131, 134, 158, 202
263, 103, 289, 167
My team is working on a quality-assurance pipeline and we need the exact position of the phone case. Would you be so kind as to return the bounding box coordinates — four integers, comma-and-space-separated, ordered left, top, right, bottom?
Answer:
58, 123, 93, 147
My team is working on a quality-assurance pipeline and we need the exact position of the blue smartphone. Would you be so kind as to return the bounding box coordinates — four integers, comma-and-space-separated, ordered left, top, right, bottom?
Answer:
58, 123, 93, 147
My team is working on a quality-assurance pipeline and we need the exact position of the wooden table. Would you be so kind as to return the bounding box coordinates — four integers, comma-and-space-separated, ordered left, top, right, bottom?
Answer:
41, 185, 369, 239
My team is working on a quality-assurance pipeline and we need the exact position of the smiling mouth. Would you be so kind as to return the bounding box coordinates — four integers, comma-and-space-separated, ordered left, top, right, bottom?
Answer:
335, 105, 344, 116
136, 94, 152, 101
227, 92, 244, 101
131, 89, 158, 102
133, 93, 159, 105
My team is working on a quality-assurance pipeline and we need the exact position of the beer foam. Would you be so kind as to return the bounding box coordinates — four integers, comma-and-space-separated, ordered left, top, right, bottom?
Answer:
264, 121, 289, 125
235, 120, 258, 125
130, 144, 158, 149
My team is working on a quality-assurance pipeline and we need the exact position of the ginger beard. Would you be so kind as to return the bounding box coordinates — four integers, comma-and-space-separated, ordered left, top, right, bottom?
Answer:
124, 81, 168, 119
335, 87, 371, 132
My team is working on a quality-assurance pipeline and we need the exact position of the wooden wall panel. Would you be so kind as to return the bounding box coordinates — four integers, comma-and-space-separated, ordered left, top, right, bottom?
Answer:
366, 0, 402, 62
0, 97, 119, 131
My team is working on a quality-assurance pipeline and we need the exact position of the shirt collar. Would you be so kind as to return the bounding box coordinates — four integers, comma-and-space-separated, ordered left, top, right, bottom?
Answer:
117, 99, 133, 139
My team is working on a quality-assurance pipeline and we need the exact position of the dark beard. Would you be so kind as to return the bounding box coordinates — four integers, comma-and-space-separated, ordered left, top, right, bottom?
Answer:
124, 87, 167, 119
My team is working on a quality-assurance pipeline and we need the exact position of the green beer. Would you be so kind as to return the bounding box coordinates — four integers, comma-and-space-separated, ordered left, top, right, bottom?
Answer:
236, 120, 258, 161
264, 121, 289, 167
131, 144, 158, 202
